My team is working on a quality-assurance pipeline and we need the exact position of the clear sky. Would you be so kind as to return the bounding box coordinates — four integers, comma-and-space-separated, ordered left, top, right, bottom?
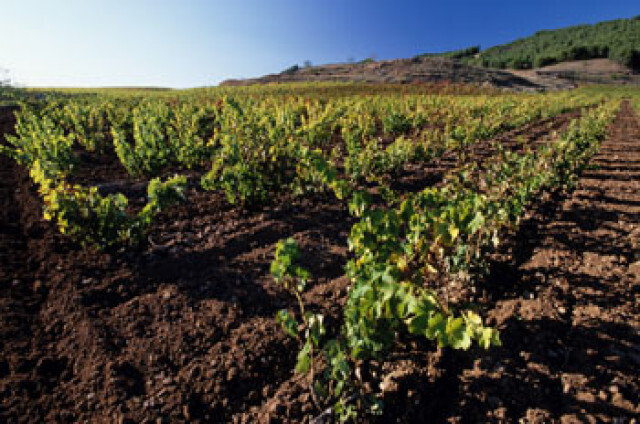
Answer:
1, 0, 637, 88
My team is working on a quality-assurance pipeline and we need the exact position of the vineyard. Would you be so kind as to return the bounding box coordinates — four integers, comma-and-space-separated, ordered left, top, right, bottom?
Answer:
0, 83, 639, 422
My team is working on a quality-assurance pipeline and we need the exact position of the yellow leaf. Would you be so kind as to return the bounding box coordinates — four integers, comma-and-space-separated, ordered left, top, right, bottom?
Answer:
449, 224, 459, 241
424, 263, 438, 274
397, 256, 408, 272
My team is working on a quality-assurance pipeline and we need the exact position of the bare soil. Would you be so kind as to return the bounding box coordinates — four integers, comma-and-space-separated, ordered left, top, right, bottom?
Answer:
512, 59, 640, 87
0, 103, 639, 423
221, 57, 554, 92
433, 100, 640, 423
222, 57, 640, 92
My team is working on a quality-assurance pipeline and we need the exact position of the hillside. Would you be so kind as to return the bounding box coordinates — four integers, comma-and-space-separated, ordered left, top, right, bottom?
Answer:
465, 16, 640, 70
221, 56, 569, 91
511, 58, 640, 86
223, 16, 639, 89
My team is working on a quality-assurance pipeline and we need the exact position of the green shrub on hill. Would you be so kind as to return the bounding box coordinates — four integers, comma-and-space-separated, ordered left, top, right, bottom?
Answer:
468, 17, 640, 71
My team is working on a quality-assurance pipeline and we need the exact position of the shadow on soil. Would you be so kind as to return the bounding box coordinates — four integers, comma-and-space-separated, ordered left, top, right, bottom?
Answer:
424, 121, 640, 422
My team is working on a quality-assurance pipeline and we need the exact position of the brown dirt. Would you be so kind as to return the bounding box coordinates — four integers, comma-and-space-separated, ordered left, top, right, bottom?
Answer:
390, 108, 585, 194
511, 59, 640, 87
372, 101, 640, 423
221, 57, 552, 92
526, 59, 632, 76
222, 56, 640, 92
0, 102, 638, 423
444, 100, 640, 422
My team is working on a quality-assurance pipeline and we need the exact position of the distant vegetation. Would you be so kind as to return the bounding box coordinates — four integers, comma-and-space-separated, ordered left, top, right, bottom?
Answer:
257, 16, 640, 84
358, 57, 375, 64
469, 16, 640, 70
416, 17, 640, 71
416, 45, 480, 61
282, 64, 300, 74
0, 67, 17, 105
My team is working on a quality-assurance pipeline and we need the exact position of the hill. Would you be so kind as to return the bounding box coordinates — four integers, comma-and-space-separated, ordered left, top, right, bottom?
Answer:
222, 16, 640, 89
510, 58, 640, 86
465, 16, 640, 70
220, 56, 569, 91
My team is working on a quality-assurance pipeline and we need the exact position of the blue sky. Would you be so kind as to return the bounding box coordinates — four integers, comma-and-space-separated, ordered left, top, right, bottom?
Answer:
1, 0, 637, 88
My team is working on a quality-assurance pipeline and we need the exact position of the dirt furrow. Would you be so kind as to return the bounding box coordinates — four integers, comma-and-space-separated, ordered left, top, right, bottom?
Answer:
430, 100, 640, 423
0, 105, 603, 423
391, 108, 585, 193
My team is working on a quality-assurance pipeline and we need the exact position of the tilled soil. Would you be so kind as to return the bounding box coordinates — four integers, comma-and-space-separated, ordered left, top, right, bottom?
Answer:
391, 108, 584, 194
0, 103, 638, 423
435, 101, 640, 423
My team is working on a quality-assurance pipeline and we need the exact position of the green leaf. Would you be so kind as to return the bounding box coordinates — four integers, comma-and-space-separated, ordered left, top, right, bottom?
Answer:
479, 328, 502, 349
307, 313, 326, 346
426, 313, 446, 341
446, 317, 472, 350
275, 309, 299, 338
295, 340, 312, 374
408, 314, 428, 335
468, 211, 485, 233
465, 311, 482, 327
